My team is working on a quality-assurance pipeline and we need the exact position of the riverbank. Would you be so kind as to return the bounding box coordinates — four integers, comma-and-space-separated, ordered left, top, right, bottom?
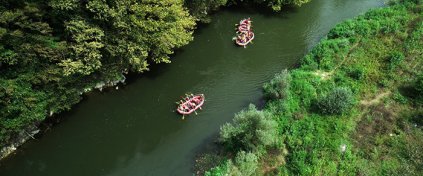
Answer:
203, 0, 422, 175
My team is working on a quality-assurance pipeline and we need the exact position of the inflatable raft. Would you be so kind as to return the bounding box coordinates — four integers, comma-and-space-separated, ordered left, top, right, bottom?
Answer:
235, 18, 254, 47
235, 31, 255, 46
176, 94, 205, 115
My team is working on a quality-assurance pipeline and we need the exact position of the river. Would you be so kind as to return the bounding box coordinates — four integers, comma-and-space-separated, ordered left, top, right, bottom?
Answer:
0, 0, 384, 175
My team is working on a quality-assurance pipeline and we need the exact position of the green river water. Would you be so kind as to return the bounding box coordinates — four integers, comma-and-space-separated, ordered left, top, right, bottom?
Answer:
0, 0, 384, 175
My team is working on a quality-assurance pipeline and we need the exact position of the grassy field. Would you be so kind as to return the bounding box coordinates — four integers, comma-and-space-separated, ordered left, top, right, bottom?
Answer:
202, 0, 423, 175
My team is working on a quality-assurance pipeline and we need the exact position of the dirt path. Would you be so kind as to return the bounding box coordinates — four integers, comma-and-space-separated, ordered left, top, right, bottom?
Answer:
360, 91, 391, 106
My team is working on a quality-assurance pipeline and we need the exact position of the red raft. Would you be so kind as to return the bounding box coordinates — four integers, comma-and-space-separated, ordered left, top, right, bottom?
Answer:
235, 31, 255, 46
234, 18, 254, 47
177, 94, 205, 115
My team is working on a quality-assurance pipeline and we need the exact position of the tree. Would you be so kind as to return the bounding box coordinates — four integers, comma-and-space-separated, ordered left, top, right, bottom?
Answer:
50, 0, 196, 73
228, 0, 311, 11
59, 20, 104, 76
184, 0, 227, 23
0, 0, 196, 148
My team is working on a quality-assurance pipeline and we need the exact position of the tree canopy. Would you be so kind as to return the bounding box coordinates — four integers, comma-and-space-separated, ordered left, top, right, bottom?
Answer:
0, 0, 195, 147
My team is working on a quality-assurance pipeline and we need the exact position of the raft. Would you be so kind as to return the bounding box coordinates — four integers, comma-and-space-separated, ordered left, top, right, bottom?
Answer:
234, 18, 254, 47
235, 32, 255, 46
176, 94, 205, 115
239, 18, 251, 26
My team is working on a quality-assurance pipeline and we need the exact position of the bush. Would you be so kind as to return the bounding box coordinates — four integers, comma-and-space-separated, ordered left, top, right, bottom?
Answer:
290, 71, 318, 108
415, 75, 423, 95
263, 69, 291, 101
205, 160, 232, 176
393, 91, 408, 104
387, 51, 405, 70
184, 0, 227, 23
233, 151, 259, 176
317, 87, 354, 115
205, 151, 258, 176
308, 38, 351, 70
220, 104, 278, 152
346, 65, 366, 80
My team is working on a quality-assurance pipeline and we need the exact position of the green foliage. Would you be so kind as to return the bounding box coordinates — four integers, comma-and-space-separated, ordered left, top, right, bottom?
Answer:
415, 74, 423, 96
392, 91, 408, 104
290, 70, 318, 108
263, 0, 311, 11
305, 38, 351, 70
228, 0, 310, 12
205, 151, 258, 176
52, 0, 196, 73
387, 51, 404, 70
206, 1, 423, 175
60, 20, 104, 76
0, 79, 49, 142
220, 104, 278, 152
0, 0, 196, 148
263, 69, 291, 101
49, 0, 79, 11
409, 110, 423, 127
205, 160, 232, 176
184, 0, 227, 23
317, 87, 354, 115
232, 151, 259, 176
346, 65, 366, 80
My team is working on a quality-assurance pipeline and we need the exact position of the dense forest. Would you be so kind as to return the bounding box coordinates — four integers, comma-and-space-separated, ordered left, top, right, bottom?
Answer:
201, 0, 423, 175
0, 0, 311, 156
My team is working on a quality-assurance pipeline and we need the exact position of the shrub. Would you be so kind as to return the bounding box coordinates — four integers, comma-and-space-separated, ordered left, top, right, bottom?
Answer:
393, 91, 408, 104
346, 65, 366, 80
415, 74, 423, 95
328, 20, 356, 39
263, 69, 291, 101
409, 110, 423, 128
387, 51, 405, 70
317, 87, 354, 115
205, 160, 232, 176
290, 71, 318, 108
309, 38, 351, 70
233, 151, 259, 176
184, 0, 227, 23
205, 151, 258, 176
220, 104, 278, 152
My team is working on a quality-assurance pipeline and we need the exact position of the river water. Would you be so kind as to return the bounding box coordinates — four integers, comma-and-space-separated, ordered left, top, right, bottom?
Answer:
0, 0, 384, 175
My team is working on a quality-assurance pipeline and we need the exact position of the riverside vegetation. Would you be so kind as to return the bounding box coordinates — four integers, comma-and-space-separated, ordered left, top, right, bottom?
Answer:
0, 0, 312, 158
201, 0, 423, 175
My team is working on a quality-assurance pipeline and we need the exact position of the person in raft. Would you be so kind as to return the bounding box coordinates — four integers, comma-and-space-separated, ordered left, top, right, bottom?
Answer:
190, 101, 196, 108
237, 32, 245, 43
194, 97, 201, 104
181, 104, 188, 112
248, 31, 253, 38
242, 18, 251, 25
246, 24, 251, 31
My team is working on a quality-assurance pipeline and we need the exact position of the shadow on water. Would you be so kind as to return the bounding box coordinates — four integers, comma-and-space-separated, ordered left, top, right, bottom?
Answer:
223, 2, 301, 18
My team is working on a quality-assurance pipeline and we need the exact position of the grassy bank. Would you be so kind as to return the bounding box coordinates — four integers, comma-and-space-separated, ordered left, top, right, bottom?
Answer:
203, 0, 423, 175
